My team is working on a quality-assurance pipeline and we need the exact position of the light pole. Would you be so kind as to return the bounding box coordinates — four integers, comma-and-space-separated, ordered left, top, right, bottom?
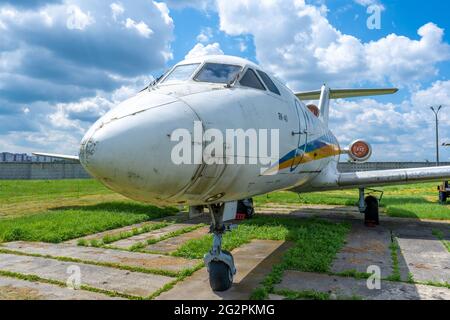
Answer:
430, 106, 442, 166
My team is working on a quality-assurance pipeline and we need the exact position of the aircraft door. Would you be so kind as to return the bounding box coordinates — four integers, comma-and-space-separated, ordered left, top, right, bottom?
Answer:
291, 100, 308, 171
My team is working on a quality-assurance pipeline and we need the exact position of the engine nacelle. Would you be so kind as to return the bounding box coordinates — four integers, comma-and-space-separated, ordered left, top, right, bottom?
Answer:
347, 140, 372, 162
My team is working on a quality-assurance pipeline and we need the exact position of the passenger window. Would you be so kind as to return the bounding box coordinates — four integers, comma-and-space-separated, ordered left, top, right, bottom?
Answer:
239, 69, 266, 91
257, 70, 281, 95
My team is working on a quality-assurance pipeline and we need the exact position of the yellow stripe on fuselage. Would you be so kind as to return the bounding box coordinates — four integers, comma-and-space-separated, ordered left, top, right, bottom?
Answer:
266, 144, 341, 175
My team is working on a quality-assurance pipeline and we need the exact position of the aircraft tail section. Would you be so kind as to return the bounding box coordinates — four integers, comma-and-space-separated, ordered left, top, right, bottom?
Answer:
295, 86, 398, 127
318, 85, 331, 126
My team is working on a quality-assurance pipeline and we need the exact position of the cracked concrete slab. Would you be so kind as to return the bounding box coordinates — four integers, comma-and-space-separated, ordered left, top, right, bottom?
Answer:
156, 240, 291, 300
110, 224, 200, 249
395, 236, 450, 284
0, 276, 123, 300
146, 226, 210, 253
275, 271, 450, 300
1, 242, 200, 273
331, 223, 393, 278
64, 221, 162, 245
0, 253, 174, 297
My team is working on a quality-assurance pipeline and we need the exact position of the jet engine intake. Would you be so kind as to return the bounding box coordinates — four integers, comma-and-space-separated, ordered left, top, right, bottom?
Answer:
347, 140, 372, 162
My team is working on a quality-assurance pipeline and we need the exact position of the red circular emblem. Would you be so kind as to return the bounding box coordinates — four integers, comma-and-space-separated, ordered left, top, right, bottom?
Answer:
351, 141, 370, 159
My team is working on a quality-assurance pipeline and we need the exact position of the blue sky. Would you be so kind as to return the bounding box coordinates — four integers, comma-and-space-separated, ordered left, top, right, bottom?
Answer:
0, 0, 449, 162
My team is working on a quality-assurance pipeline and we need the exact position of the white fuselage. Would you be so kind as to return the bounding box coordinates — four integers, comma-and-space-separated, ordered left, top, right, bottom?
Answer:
79, 56, 341, 206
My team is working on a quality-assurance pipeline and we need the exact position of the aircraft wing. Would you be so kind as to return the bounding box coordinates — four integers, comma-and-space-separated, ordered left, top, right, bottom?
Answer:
295, 88, 398, 100
32, 152, 80, 162
337, 166, 450, 189
298, 165, 450, 192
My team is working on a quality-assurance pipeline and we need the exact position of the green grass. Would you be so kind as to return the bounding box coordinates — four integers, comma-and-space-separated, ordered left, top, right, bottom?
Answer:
101, 222, 170, 244
174, 216, 350, 268
420, 281, 450, 289
432, 230, 450, 253
122, 224, 207, 252
2, 179, 448, 222
387, 239, 402, 282
335, 270, 372, 280
255, 183, 450, 220
0, 270, 140, 300
173, 217, 293, 260
245, 217, 350, 300
0, 202, 178, 243
0, 179, 112, 204
275, 289, 331, 300
171, 216, 350, 300
146, 224, 206, 246
0, 247, 183, 278
77, 222, 171, 248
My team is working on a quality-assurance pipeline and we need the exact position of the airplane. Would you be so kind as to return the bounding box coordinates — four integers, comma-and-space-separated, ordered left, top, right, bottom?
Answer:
35, 55, 450, 292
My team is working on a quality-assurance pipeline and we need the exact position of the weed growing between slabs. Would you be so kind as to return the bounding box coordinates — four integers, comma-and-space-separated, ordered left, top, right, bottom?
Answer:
171, 215, 350, 300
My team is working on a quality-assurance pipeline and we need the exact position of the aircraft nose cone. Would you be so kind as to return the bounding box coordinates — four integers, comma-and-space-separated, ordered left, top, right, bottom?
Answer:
79, 97, 200, 202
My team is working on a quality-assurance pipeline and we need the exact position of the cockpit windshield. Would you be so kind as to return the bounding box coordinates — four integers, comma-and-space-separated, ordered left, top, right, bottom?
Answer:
194, 63, 242, 84
161, 63, 200, 84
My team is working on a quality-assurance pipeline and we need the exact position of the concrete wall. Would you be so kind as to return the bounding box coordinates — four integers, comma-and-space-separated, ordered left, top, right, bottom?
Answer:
0, 162, 449, 180
0, 163, 91, 180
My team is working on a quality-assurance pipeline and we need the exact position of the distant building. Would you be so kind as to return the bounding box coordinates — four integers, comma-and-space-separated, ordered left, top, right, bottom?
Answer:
0, 152, 55, 163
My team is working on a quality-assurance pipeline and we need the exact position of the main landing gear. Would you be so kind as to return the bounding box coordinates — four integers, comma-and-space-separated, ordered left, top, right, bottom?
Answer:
358, 188, 382, 227
438, 181, 449, 204
204, 204, 236, 292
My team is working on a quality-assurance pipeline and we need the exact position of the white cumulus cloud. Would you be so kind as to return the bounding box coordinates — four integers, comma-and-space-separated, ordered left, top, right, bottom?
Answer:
216, 1, 450, 90
110, 2, 124, 21
185, 42, 224, 60
330, 80, 450, 161
66, 5, 94, 30
125, 18, 154, 38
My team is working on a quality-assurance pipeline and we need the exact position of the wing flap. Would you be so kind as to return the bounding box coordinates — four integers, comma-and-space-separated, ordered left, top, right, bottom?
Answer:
338, 166, 450, 188
296, 88, 398, 101
32, 152, 80, 162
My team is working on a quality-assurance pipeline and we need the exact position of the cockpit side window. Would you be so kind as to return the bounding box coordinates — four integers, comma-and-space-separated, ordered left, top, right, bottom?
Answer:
161, 63, 200, 84
239, 68, 266, 91
257, 70, 281, 95
194, 63, 242, 84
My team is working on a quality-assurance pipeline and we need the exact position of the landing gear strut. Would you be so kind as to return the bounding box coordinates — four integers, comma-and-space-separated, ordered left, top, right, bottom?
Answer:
438, 181, 449, 204
358, 188, 380, 227
204, 204, 236, 292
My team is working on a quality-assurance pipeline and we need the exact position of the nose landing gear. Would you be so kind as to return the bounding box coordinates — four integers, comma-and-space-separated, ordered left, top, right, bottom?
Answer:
204, 204, 236, 292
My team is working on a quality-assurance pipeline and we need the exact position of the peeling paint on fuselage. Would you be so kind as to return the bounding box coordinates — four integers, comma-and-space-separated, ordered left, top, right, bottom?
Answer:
79, 58, 340, 206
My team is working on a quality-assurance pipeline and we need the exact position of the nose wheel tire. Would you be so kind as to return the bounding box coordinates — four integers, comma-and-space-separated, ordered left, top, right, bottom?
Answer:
208, 260, 234, 292
206, 204, 237, 292
364, 196, 379, 226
